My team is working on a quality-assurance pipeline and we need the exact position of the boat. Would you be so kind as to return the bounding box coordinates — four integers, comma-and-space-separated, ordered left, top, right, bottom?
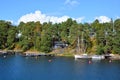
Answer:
92, 55, 104, 60
75, 54, 91, 59
74, 32, 91, 59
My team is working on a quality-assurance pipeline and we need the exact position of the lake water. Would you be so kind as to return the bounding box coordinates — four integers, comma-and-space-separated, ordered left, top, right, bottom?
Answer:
0, 54, 120, 80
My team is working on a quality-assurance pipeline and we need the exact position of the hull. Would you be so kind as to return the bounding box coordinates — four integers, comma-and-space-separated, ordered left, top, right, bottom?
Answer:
92, 55, 105, 60
74, 54, 91, 59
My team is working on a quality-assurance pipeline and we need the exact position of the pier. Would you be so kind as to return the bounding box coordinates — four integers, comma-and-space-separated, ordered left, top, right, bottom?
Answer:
0, 50, 15, 55
23, 52, 55, 57
0, 50, 55, 57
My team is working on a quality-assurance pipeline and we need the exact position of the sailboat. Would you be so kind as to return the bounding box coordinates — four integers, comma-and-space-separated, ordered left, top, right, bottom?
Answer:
74, 32, 91, 59
91, 20, 115, 60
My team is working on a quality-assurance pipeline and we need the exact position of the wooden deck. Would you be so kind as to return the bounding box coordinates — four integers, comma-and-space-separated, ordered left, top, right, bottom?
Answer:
0, 50, 15, 55
0, 50, 55, 57
23, 52, 55, 57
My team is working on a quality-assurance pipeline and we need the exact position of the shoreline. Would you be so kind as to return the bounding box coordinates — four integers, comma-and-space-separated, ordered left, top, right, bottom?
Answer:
0, 49, 120, 60
109, 54, 120, 60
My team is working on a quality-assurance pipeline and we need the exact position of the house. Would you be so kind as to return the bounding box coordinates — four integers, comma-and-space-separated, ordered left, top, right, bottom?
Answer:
53, 41, 68, 49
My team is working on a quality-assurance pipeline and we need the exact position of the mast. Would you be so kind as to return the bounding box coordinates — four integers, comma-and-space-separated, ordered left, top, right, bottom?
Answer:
77, 36, 80, 54
77, 31, 86, 54
81, 31, 84, 53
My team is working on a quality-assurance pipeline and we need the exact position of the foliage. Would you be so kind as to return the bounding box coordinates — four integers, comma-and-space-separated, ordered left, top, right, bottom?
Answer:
0, 18, 120, 54
96, 45, 104, 55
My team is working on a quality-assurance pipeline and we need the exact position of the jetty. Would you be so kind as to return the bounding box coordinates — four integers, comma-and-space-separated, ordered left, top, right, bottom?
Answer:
0, 50, 15, 55
23, 52, 55, 57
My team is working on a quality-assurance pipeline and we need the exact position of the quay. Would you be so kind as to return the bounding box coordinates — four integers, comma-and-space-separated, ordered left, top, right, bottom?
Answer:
23, 52, 55, 57
0, 50, 15, 55
0, 50, 55, 57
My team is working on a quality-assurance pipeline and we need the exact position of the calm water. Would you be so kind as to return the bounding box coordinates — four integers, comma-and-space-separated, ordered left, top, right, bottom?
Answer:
0, 54, 120, 80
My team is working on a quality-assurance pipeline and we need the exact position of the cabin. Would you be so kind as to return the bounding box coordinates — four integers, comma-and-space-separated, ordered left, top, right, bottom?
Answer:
53, 41, 68, 49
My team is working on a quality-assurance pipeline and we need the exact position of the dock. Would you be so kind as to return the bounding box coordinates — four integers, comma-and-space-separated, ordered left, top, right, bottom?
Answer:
0, 50, 55, 57
23, 52, 55, 57
0, 50, 15, 55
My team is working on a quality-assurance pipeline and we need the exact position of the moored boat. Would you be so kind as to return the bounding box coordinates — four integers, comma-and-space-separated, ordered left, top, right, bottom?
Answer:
74, 54, 91, 59
92, 55, 104, 60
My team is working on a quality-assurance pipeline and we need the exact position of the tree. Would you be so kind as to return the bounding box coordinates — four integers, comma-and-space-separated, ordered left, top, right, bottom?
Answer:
0, 20, 15, 49
40, 29, 52, 53
7, 26, 17, 49
1, 18, 120, 54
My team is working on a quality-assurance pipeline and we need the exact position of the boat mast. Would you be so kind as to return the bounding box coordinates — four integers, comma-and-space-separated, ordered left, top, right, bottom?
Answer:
81, 31, 84, 53
77, 36, 80, 54
77, 31, 86, 54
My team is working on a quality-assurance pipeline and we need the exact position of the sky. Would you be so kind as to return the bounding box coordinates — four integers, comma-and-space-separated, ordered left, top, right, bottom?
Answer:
0, 0, 120, 25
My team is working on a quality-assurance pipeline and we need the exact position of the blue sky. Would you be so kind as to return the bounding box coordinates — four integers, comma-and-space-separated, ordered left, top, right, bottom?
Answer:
0, 0, 120, 24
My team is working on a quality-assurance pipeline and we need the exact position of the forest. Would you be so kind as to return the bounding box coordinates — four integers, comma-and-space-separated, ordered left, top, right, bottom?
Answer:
0, 18, 120, 55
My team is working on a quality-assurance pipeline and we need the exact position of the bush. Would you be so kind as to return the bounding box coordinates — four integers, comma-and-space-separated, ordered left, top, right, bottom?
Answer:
96, 45, 104, 55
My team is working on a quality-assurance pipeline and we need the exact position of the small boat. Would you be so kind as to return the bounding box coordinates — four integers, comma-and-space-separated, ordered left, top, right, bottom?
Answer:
92, 55, 104, 60
74, 54, 91, 59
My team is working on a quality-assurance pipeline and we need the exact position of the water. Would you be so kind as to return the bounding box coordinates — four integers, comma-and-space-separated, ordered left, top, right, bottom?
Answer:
0, 54, 120, 80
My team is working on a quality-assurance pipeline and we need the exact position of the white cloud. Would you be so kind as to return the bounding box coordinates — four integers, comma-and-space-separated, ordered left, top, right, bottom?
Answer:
18, 10, 84, 24
73, 17, 85, 23
6, 20, 13, 24
64, 0, 79, 6
95, 16, 111, 23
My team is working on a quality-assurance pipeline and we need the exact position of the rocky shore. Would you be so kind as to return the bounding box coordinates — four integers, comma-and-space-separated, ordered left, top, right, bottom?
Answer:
109, 54, 120, 60
0, 49, 120, 60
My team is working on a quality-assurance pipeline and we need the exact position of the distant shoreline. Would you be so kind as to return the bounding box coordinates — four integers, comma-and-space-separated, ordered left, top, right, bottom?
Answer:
0, 49, 120, 60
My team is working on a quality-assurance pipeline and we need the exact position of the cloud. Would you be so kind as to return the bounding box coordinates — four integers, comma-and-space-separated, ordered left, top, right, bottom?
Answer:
64, 0, 79, 6
73, 17, 85, 23
95, 16, 111, 23
18, 10, 84, 24
6, 20, 13, 24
